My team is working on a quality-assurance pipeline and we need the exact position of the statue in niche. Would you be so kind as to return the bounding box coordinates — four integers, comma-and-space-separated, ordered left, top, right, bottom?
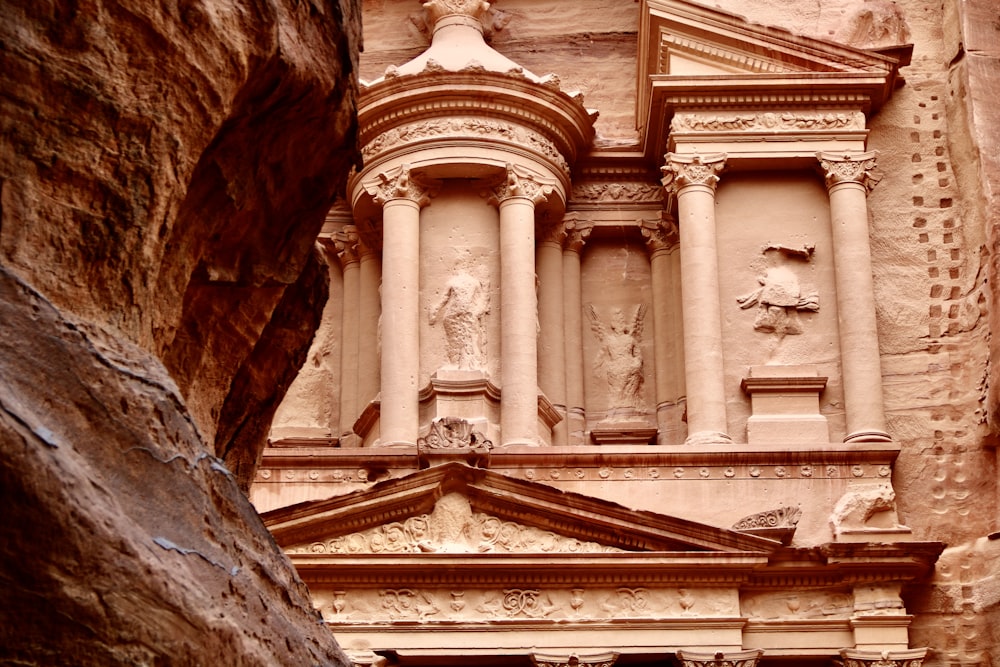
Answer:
430, 271, 490, 370
737, 243, 819, 335
586, 304, 647, 409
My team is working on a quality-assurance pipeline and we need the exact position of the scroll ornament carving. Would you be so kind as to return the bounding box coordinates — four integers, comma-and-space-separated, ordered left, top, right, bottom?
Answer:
640, 216, 679, 253
418, 417, 492, 449
736, 243, 819, 336
661, 153, 727, 193
380, 588, 441, 620
817, 151, 881, 192
676, 650, 763, 667
362, 118, 569, 174
587, 304, 647, 409
363, 164, 436, 206
531, 652, 619, 667
671, 111, 865, 133
297, 493, 622, 554
732, 506, 801, 531
570, 181, 664, 203
491, 163, 554, 205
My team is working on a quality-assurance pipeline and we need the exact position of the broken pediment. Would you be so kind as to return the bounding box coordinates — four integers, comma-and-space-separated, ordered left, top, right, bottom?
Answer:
636, 0, 912, 162
263, 462, 780, 555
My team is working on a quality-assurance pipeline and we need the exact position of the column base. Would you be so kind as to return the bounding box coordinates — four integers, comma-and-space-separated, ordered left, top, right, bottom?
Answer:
684, 431, 733, 446
844, 430, 892, 443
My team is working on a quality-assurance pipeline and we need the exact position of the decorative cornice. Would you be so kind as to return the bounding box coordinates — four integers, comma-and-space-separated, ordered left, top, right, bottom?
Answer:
659, 33, 804, 75
675, 649, 764, 667
362, 165, 437, 207
817, 151, 881, 192
661, 153, 727, 194
671, 111, 866, 133
490, 163, 554, 206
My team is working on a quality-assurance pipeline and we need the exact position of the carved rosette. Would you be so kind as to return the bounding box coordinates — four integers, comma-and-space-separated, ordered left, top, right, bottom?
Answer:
490, 163, 555, 206
640, 215, 680, 254
530, 652, 619, 667
661, 153, 727, 194
817, 151, 881, 192
363, 164, 437, 207
838, 649, 927, 667
675, 649, 764, 667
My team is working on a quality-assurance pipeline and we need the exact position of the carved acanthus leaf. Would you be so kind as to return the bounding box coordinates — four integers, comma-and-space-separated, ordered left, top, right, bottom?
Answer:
640, 216, 679, 253
838, 649, 928, 667
676, 649, 764, 667
531, 652, 620, 667
333, 226, 360, 264
672, 111, 865, 133
363, 165, 437, 206
570, 181, 664, 203
563, 217, 594, 253
490, 163, 554, 206
661, 153, 727, 193
817, 151, 881, 192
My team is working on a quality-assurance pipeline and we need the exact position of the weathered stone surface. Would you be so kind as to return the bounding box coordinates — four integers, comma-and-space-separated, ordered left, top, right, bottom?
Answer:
0, 0, 360, 662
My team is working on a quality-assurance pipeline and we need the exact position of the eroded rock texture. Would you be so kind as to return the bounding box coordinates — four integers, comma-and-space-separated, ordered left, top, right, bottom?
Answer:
0, 0, 359, 662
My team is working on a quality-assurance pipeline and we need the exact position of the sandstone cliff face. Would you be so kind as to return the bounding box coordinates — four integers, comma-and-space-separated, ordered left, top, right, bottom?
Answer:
0, 0, 359, 663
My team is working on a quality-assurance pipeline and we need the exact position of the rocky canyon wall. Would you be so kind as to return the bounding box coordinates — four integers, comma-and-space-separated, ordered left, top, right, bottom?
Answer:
0, 0, 359, 663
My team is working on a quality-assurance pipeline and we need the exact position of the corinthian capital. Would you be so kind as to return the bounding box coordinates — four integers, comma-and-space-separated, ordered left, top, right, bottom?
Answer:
333, 225, 360, 265
363, 165, 436, 207
817, 151, 881, 192
562, 215, 593, 253
675, 650, 763, 667
640, 214, 679, 254
838, 648, 928, 667
530, 652, 619, 667
490, 163, 554, 207
661, 153, 727, 194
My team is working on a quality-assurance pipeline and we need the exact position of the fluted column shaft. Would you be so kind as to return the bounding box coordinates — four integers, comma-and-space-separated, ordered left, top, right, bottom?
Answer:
335, 228, 360, 447
818, 151, 891, 442
641, 215, 685, 445
662, 154, 731, 444
537, 224, 568, 445
562, 218, 592, 446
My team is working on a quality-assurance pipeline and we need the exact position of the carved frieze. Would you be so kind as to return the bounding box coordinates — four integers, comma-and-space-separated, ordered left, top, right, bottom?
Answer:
570, 181, 664, 203
293, 492, 621, 555
361, 118, 569, 175
671, 111, 865, 133
661, 153, 727, 193
817, 151, 881, 192
741, 589, 853, 620
586, 304, 648, 409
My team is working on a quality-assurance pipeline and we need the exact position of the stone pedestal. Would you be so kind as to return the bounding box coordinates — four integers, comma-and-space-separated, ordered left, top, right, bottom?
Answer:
740, 365, 829, 444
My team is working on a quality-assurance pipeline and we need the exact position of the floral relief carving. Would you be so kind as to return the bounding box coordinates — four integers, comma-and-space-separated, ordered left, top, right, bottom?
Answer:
379, 588, 441, 620
418, 417, 492, 449
731, 506, 801, 531
586, 304, 647, 409
736, 243, 819, 335
570, 181, 664, 203
671, 111, 865, 133
491, 163, 555, 205
661, 153, 727, 193
363, 164, 436, 206
741, 589, 853, 620
294, 492, 622, 555
640, 216, 680, 253
362, 118, 569, 174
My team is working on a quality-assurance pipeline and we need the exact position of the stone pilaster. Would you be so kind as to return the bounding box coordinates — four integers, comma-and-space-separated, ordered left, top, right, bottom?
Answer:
562, 214, 593, 446
364, 165, 435, 447
357, 237, 382, 410
675, 649, 763, 667
490, 164, 553, 446
641, 213, 685, 445
817, 151, 891, 443
537, 220, 568, 446
661, 153, 731, 445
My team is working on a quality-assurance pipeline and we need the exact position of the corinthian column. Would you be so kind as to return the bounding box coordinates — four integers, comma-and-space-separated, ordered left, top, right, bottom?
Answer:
817, 152, 891, 443
662, 153, 731, 445
490, 164, 553, 447
357, 235, 382, 409
563, 215, 593, 446
537, 221, 568, 446
364, 165, 434, 447
641, 213, 685, 445
333, 227, 360, 447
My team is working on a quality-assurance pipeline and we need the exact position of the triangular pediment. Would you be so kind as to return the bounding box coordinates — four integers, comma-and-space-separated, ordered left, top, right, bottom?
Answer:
636, 0, 910, 160
263, 462, 780, 555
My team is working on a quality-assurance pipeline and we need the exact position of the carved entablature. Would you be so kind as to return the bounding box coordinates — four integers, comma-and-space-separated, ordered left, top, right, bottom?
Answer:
671, 111, 866, 134
569, 181, 664, 205
817, 151, 882, 192
661, 153, 727, 194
